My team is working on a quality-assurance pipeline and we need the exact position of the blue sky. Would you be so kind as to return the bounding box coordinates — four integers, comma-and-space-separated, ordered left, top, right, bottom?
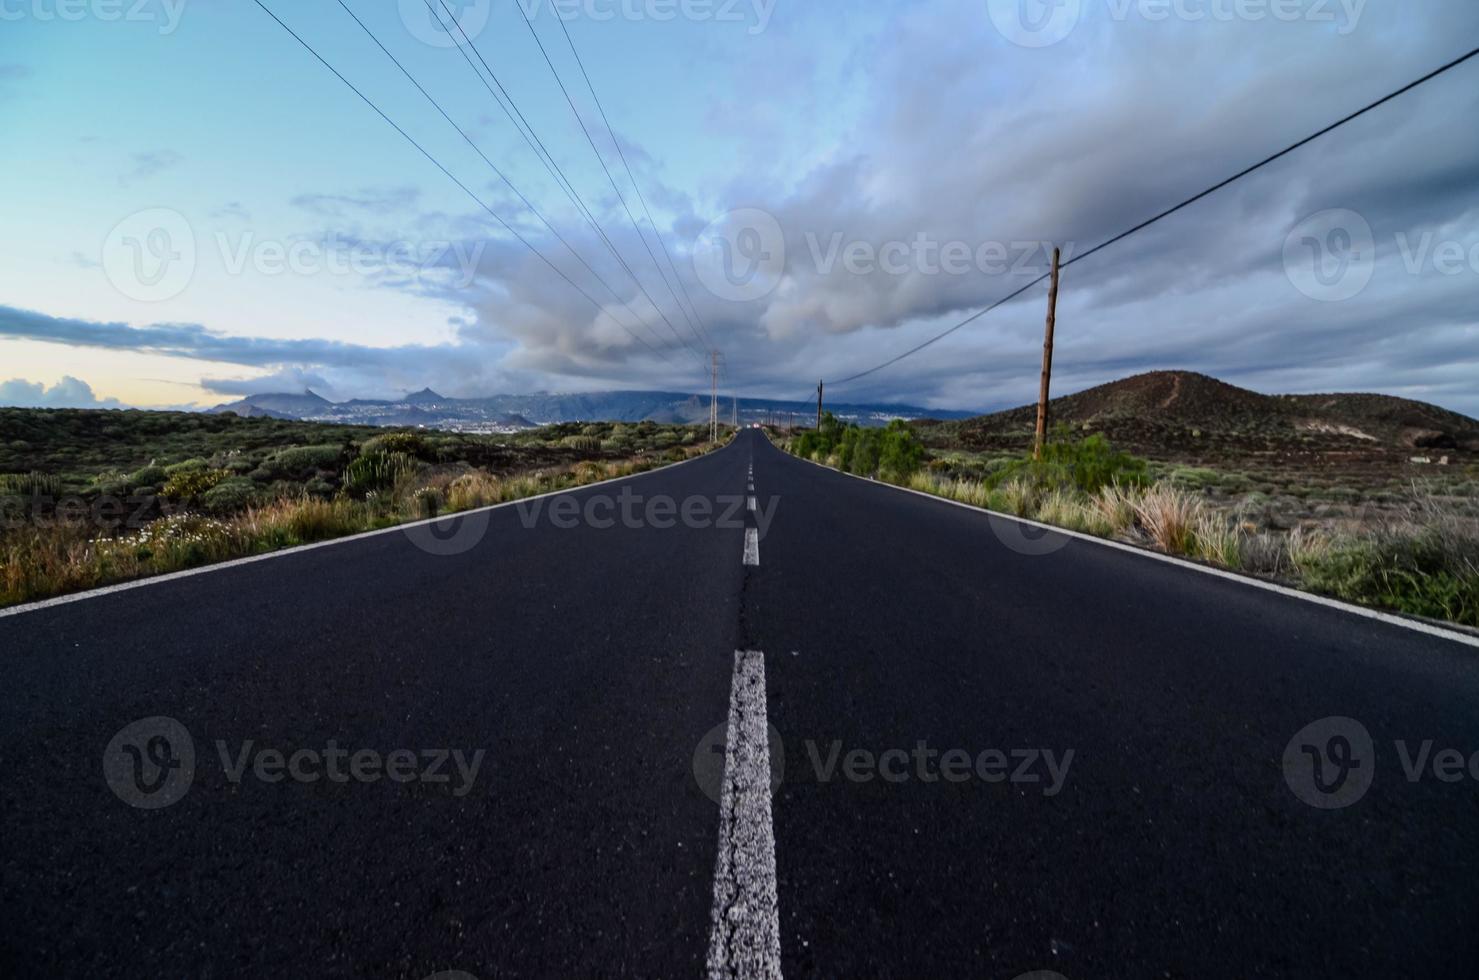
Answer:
1, 0, 1476, 414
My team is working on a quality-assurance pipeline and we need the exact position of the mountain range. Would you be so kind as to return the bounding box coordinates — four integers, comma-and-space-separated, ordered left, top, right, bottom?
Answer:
209, 388, 974, 432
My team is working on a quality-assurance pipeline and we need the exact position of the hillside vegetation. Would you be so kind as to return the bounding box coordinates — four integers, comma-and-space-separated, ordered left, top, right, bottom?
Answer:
791, 372, 1479, 628
0, 409, 721, 607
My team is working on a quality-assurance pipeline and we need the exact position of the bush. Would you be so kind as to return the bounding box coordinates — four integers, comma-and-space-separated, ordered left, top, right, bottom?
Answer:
258, 444, 345, 480
342, 451, 416, 498
1297, 526, 1479, 626
561, 435, 601, 453
793, 414, 925, 481
0, 471, 62, 497
996, 431, 1149, 495
128, 465, 167, 490
164, 458, 209, 475
360, 432, 424, 458
162, 468, 227, 502
200, 478, 259, 514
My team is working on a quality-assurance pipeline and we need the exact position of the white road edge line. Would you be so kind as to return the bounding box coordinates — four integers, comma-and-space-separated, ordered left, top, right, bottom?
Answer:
782, 445, 1479, 649
706, 650, 783, 980
0, 444, 728, 620
743, 527, 760, 566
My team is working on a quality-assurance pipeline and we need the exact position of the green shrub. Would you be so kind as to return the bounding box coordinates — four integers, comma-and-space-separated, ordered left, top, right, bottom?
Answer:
792, 414, 925, 481
342, 451, 416, 498
92, 470, 131, 498
0, 471, 62, 497
200, 478, 259, 514
128, 465, 167, 490
1298, 530, 1479, 626
162, 468, 228, 501
994, 431, 1149, 495
560, 435, 601, 453
360, 432, 424, 458
258, 444, 345, 480
164, 457, 209, 475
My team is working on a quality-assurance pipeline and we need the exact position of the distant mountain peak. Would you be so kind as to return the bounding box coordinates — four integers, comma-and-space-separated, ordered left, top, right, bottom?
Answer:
404, 387, 446, 404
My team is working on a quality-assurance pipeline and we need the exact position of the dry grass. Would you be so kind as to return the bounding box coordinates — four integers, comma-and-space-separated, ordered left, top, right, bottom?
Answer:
1133, 485, 1203, 556
1092, 482, 1141, 535
1, 446, 711, 608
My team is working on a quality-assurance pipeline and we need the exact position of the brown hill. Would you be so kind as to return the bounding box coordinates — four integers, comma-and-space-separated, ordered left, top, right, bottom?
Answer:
917, 371, 1479, 464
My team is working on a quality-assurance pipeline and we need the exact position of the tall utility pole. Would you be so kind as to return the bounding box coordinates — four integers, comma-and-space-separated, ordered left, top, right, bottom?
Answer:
1034, 247, 1062, 461
710, 350, 719, 443
816, 380, 824, 430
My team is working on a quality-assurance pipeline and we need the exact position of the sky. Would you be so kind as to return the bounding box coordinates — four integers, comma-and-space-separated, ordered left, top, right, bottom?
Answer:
0, 0, 1476, 415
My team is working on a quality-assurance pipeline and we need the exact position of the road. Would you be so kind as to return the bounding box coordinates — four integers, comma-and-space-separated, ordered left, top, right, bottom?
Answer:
3, 428, 1478, 978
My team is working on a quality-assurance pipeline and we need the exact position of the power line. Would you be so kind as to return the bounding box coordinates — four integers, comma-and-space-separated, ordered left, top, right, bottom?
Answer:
423, 0, 707, 370
550, 13, 716, 352
248, 0, 670, 361
513, 2, 712, 359
332, 0, 676, 357
817, 43, 1479, 392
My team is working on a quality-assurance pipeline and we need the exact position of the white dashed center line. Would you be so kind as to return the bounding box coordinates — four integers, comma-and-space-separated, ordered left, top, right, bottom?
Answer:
747, 496, 756, 512
706, 650, 782, 980
743, 527, 759, 566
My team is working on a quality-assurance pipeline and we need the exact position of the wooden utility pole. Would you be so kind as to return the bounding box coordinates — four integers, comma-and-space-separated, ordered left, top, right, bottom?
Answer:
710, 351, 719, 443
816, 380, 824, 431
1034, 247, 1061, 461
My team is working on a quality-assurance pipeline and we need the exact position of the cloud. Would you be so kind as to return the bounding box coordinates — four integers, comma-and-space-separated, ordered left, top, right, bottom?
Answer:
291, 186, 421, 218
10, 4, 1479, 417
211, 201, 252, 222
119, 149, 183, 185
0, 376, 124, 409
198, 368, 332, 398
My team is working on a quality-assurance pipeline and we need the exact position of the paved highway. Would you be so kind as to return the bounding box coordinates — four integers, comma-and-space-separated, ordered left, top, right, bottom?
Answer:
3, 428, 1478, 978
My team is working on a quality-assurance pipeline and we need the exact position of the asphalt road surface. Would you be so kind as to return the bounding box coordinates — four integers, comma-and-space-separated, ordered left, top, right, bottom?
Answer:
4, 428, 1478, 978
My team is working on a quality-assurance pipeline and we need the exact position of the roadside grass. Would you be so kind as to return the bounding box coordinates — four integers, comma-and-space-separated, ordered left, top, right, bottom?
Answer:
0, 438, 717, 608
800, 430, 1479, 629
